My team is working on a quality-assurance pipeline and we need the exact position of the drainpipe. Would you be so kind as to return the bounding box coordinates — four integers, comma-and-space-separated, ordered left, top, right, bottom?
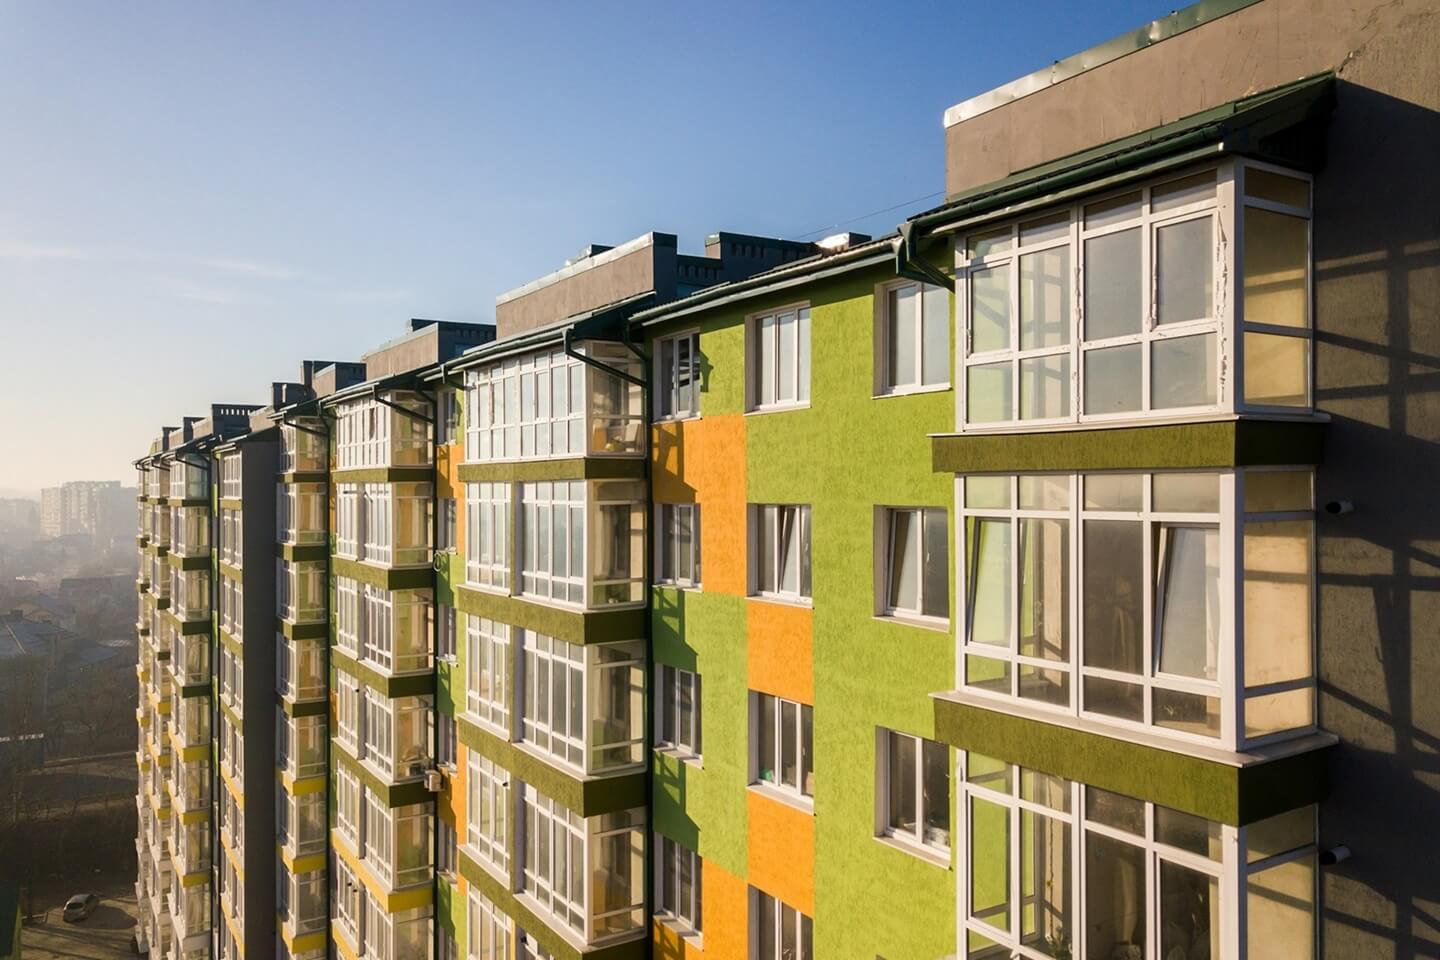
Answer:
893, 220, 955, 291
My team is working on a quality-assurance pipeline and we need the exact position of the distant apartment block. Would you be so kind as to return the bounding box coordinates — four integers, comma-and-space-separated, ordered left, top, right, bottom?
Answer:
39, 479, 135, 542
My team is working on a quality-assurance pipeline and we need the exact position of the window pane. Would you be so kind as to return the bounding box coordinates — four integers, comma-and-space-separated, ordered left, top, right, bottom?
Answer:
1019, 475, 1069, 511
1083, 343, 1142, 415
1153, 473, 1220, 513
967, 518, 1011, 648
1085, 788, 1145, 835
780, 700, 798, 789
921, 740, 949, 848
1157, 525, 1220, 681
1156, 806, 1223, 861
800, 705, 813, 796
1020, 247, 1070, 350
1021, 354, 1071, 420
1082, 520, 1143, 673
969, 797, 1010, 931
887, 733, 917, 836
1084, 474, 1142, 511
1245, 687, 1314, 739
1243, 520, 1313, 687
967, 362, 1013, 423
966, 654, 1010, 695
1243, 471, 1312, 513
778, 313, 796, 402
889, 286, 918, 389
1084, 192, 1141, 230
888, 511, 920, 613
1152, 332, 1217, 409
758, 892, 776, 958
1156, 217, 1213, 326
1018, 518, 1069, 662
969, 229, 1012, 259
1246, 168, 1310, 208
797, 309, 811, 404
922, 509, 949, 619
758, 316, 775, 406
1246, 806, 1314, 864
971, 265, 1010, 354
1244, 332, 1310, 407
1153, 687, 1221, 739
1085, 832, 1147, 959
1247, 855, 1316, 959
1019, 662, 1070, 707
1160, 861, 1220, 960
758, 696, 776, 784
1244, 208, 1309, 329
922, 284, 950, 386
1083, 228, 1142, 340
780, 508, 800, 596
1084, 675, 1143, 722
1020, 810, 1072, 959
966, 477, 1011, 510
1152, 170, 1216, 212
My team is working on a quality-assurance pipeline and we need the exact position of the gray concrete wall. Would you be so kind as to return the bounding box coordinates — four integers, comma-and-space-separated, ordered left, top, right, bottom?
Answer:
495, 240, 661, 339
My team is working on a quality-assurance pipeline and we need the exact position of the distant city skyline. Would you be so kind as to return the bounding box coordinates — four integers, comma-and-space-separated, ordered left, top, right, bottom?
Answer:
0, 0, 1167, 490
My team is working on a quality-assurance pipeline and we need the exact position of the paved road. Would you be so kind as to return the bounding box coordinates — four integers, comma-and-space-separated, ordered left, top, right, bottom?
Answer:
22, 887, 138, 960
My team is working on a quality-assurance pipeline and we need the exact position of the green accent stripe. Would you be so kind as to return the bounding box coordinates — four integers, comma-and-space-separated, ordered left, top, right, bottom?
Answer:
331, 466, 432, 484
279, 697, 328, 719
932, 418, 1325, 474
332, 745, 431, 809
167, 552, 211, 571
932, 695, 1330, 824
457, 715, 645, 816
455, 457, 645, 484
280, 471, 328, 484
331, 647, 436, 699
279, 542, 328, 563
331, 556, 434, 592
278, 618, 328, 642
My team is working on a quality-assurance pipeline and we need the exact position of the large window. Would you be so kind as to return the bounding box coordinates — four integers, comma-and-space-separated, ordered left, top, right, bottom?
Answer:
335, 577, 430, 675
750, 693, 814, 804
276, 558, 324, 624
277, 482, 325, 545
960, 753, 1318, 960
520, 787, 645, 944
279, 419, 326, 474
336, 394, 428, 469
750, 888, 812, 960
879, 281, 950, 393
465, 616, 510, 732
882, 507, 948, 621
749, 306, 811, 410
467, 889, 513, 960
655, 834, 702, 935
219, 453, 242, 498
465, 482, 510, 590
657, 503, 701, 588
219, 507, 243, 566
656, 665, 701, 760
337, 484, 359, 559
960, 470, 1315, 749
520, 480, 645, 608
957, 162, 1313, 429
522, 634, 645, 775
656, 331, 700, 420
879, 729, 950, 856
466, 753, 509, 877
751, 504, 811, 602
359, 688, 430, 782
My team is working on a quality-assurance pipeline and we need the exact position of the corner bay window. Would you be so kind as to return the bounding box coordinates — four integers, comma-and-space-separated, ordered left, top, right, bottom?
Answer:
882, 506, 948, 621
958, 161, 1313, 428
961, 470, 1315, 748
335, 482, 432, 567
520, 480, 645, 608
751, 504, 811, 602
335, 393, 429, 469
750, 693, 814, 804
521, 635, 644, 775
961, 752, 1318, 960
879, 729, 950, 855
334, 576, 431, 675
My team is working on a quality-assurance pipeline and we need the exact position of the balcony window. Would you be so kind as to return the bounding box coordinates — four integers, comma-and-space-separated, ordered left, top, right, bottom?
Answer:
748, 306, 811, 411
465, 482, 510, 590
277, 482, 325, 545
438, 497, 457, 552
959, 470, 1315, 749
279, 420, 326, 474
172, 694, 210, 748
750, 693, 814, 805
655, 834, 702, 936
336, 765, 361, 850
336, 674, 360, 756
337, 484, 359, 559
878, 729, 950, 856
174, 819, 211, 876
277, 709, 326, 780
437, 388, 460, 446
172, 569, 209, 621
360, 688, 431, 783
879, 280, 950, 394
154, 505, 172, 549
464, 344, 643, 463
219, 574, 243, 640
521, 635, 644, 775
277, 558, 325, 623
464, 616, 510, 732
468, 890, 514, 960
520, 480, 645, 608
335, 577, 431, 674
656, 665, 701, 761
336, 393, 429, 469
340, 482, 431, 567
751, 888, 812, 960
276, 633, 325, 702
173, 753, 208, 812
520, 787, 645, 944
219, 453, 242, 499
362, 789, 431, 890
465, 753, 509, 876
656, 503, 700, 588
881, 507, 948, 622
276, 779, 326, 857
750, 504, 811, 602
219, 508, 243, 566
957, 161, 1313, 429
655, 331, 700, 421
277, 862, 326, 937
172, 505, 209, 557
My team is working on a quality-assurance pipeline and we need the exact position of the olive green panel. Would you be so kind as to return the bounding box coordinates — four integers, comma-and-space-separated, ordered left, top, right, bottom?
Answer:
218, 560, 242, 583
333, 745, 431, 809
456, 715, 645, 816
279, 697, 327, 719
155, 597, 170, 610
932, 418, 1326, 474
166, 552, 210, 571
279, 470, 328, 485
163, 610, 210, 636
331, 556, 433, 592
932, 696, 1331, 824
179, 683, 210, 699
455, 457, 645, 484
331, 647, 436, 699
331, 466, 432, 484
452, 586, 645, 646
278, 618, 328, 642
458, 850, 646, 960
278, 543, 327, 563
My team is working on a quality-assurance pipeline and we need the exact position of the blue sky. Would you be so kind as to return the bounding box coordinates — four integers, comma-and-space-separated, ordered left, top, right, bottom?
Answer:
0, 0, 1167, 494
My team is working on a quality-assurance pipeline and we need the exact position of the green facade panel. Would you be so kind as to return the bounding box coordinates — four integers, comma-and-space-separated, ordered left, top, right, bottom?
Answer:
455, 457, 644, 484
453, 585, 645, 646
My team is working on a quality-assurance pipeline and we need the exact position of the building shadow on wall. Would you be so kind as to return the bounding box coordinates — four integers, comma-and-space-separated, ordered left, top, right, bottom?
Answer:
1311, 79, 1440, 957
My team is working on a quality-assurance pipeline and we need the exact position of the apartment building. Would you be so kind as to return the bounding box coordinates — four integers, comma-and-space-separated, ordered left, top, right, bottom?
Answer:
130, 1, 1438, 957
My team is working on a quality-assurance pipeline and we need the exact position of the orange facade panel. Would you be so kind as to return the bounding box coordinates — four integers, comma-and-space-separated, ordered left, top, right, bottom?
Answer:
652, 416, 748, 597
700, 857, 750, 960
746, 599, 813, 706
746, 789, 815, 919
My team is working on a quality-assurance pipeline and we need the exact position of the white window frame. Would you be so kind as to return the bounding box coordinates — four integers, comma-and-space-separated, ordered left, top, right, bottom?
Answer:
467, 888, 514, 960
437, 603, 457, 662
465, 753, 509, 878
655, 330, 701, 421
876, 728, 950, 857
656, 665, 701, 761
749, 888, 812, 960
750, 504, 812, 602
656, 503, 701, 588
520, 633, 585, 770
655, 833, 702, 937
519, 480, 585, 605
877, 279, 951, 395
465, 482, 511, 591
749, 692, 814, 807
464, 350, 585, 463
436, 710, 456, 770
337, 484, 360, 559
747, 305, 811, 412
438, 496, 458, 552
465, 615, 511, 733
881, 506, 949, 623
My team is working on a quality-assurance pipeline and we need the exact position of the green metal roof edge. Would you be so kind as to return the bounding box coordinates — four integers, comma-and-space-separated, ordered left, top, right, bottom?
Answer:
918, 72, 1335, 225
439, 290, 655, 375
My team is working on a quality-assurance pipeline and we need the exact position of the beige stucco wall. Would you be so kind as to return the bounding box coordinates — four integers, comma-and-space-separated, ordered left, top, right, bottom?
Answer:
495, 244, 657, 339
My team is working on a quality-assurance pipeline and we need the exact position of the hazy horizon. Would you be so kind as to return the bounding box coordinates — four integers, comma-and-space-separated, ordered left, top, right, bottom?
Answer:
0, 0, 1166, 491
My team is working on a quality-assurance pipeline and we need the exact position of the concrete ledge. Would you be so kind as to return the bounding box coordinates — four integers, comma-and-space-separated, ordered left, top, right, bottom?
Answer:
332, 647, 435, 699
453, 586, 645, 646
278, 542, 328, 563
167, 552, 211, 571
456, 457, 645, 484
331, 465, 432, 484
278, 617, 328, 642
932, 688, 1333, 824
932, 416, 1325, 474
